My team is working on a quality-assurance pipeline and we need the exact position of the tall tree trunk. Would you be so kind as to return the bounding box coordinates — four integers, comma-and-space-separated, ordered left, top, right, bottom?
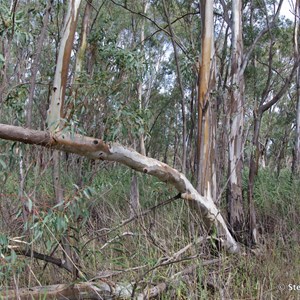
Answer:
25, 0, 52, 128
47, 0, 81, 131
162, 0, 187, 174
224, 0, 284, 243
247, 113, 261, 245
138, 0, 148, 157
197, 0, 216, 203
227, 0, 245, 238
65, 0, 92, 123
0, 1, 18, 104
46, 0, 82, 278
130, 1, 149, 218
216, 24, 230, 198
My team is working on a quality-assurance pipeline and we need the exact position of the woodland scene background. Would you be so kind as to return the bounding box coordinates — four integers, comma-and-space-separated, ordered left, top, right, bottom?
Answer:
0, 0, 299, 299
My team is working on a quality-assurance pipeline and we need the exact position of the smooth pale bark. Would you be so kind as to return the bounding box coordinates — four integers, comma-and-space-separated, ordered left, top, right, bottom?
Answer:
74, 1, 90, 77
46, 0, 82, 277
46, 0, 81, 131
197, 0, 217, 203
0, 123, 239, 253
226, 0, 286, 245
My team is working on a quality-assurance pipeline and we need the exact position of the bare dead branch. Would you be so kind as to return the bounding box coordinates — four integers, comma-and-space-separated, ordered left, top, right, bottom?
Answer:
0, 123, 239, 254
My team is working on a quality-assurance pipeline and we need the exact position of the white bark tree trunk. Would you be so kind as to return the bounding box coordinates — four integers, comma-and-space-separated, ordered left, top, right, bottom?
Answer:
46, 0, 82, 278
227, 0, 245, 237
197, 0, 217, 203
46, 0, 81, 131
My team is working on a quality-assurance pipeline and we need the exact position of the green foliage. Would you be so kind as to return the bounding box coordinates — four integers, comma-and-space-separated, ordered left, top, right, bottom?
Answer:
0, 234, 25, 284
24, 185, 94, 248
0, 53, 4, 68
4, 85, 28, 120
0, 234, 9, 255
104, 101, 150, 141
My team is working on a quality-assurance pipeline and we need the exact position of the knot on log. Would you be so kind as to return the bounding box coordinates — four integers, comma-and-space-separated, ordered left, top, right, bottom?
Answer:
181, 192, 194, 201
98, 151, 105, 160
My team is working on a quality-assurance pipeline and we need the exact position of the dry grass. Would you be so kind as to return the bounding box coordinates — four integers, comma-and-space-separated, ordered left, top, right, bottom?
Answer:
0, 166, 299, 299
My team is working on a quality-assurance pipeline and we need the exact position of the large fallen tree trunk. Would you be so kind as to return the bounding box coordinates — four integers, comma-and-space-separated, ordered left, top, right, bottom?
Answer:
0, 123, 239, 253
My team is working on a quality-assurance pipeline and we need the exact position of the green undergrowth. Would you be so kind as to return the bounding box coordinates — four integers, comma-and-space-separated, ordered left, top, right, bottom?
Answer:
0, 164, 300, 299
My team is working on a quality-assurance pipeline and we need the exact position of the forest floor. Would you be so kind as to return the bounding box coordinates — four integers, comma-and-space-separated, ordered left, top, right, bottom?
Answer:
0, 164, 299, 299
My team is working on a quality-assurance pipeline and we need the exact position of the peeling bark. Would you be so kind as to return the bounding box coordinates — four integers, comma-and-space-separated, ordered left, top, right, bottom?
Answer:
197, 0, 217, 202
227, 0, 245, 238
0, 123, 239, 253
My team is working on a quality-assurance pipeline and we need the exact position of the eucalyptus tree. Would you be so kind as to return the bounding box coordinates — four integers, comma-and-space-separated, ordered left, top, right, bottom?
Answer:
217, 0, 290, 245
46, 0, 82, 278
197, 0, 217, 204
227, 0, 246, 239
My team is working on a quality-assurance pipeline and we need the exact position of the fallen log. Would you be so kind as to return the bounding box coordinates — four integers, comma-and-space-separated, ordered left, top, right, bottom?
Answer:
1, 259, 221, 300
0, 281, 132, 300
0, 123, 239, 253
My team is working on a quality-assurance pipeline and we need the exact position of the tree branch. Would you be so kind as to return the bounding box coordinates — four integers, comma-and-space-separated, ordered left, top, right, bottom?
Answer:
260, 61, 299, 113
14, 247, 73, 273
109, 0, 188, 54
241, 0, 284, 75
0, 123, 239, 253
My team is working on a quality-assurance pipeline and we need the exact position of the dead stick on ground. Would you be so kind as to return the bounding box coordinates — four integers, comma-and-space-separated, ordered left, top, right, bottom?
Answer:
82, 193, 181, 250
